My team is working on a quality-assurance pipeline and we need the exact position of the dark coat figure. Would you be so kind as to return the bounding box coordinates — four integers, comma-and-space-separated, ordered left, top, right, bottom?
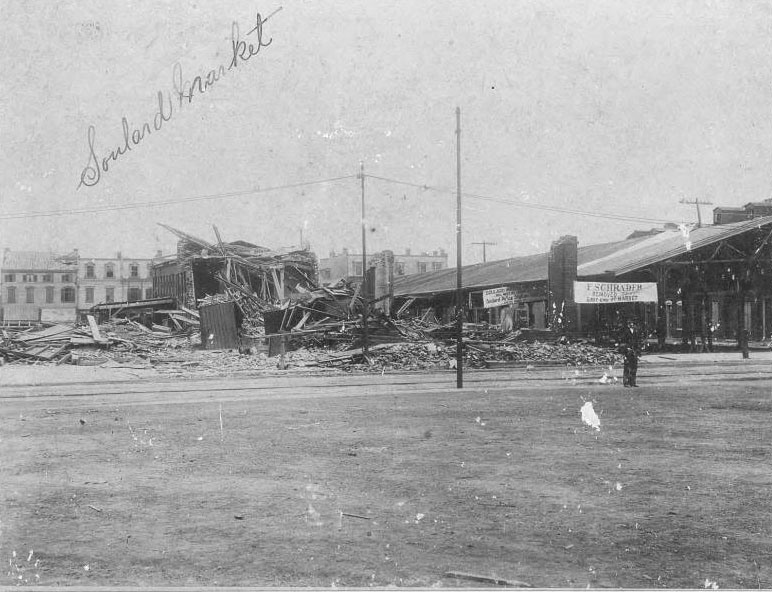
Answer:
620, 322, 643, 387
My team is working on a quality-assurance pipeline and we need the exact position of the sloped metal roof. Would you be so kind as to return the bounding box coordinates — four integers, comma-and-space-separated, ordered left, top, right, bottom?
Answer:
1, 251, 76, 271
392, 236, 650, 298
393, 216, 772, 298
577, 215, 772, 277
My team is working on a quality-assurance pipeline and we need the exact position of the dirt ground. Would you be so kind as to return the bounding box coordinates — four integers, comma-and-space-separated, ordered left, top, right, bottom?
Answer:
2, 371, 772, 588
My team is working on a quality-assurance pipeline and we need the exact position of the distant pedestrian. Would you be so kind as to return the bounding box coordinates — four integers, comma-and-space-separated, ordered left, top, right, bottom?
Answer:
620, 320, 642, 387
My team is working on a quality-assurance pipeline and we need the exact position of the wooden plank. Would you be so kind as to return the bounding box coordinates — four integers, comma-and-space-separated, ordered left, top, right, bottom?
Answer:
130, 320, 154, 334
16, 324, 74, 343
293, 311, 312, 331
36, 345, 67, 361
180, 306, 200, 319
168, 315, 183, 331
87, 315, 102, 341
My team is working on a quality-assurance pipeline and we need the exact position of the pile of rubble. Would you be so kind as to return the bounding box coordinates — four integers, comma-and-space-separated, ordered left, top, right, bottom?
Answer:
0, 313, 622, 374
0, 314, 198, 367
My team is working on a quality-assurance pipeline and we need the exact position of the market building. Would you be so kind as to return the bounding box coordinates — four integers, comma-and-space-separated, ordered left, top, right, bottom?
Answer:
392, 215, 772, 347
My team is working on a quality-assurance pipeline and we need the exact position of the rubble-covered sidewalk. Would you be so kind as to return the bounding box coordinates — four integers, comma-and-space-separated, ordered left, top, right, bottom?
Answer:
0, 315, 623, 377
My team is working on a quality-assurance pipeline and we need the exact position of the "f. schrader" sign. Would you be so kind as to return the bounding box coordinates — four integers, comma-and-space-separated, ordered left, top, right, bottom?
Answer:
573, 281, 658, 304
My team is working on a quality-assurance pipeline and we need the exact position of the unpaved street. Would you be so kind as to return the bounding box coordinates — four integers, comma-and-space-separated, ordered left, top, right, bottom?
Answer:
2, 359, 772, 587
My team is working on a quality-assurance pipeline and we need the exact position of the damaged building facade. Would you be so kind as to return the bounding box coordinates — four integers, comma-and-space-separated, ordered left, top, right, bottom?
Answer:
152, 225, 319, 310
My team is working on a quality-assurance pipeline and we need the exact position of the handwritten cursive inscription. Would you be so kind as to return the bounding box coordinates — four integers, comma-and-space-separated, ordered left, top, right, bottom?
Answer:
78, 9, 279, 189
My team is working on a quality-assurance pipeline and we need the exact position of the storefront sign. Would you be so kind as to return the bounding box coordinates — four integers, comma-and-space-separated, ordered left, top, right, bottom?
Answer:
573, 281, 658, 304
482, 286, 517, 308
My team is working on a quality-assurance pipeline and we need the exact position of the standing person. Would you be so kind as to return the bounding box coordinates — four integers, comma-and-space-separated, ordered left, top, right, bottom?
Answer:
621, 320, 642, 387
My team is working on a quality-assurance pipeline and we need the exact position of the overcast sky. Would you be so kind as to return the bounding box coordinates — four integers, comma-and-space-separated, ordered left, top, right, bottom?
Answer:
2, 0, 772, 263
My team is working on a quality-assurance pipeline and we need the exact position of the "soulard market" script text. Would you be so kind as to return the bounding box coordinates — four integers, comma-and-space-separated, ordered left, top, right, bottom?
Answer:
77, 8, 280, 189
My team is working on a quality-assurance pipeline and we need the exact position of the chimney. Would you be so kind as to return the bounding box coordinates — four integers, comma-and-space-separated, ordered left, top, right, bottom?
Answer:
155, 249, 162, 258
405, 248, 411, 256
116, 251, 122, 259
342, 247, 349, 255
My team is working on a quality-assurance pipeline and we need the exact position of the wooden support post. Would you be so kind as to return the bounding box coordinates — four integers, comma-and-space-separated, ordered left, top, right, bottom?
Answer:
657, 265, 667, 348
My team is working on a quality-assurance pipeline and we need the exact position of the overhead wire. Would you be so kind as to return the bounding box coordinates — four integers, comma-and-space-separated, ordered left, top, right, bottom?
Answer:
0, 175, 357, 221
2, 171, 681, 226
364, 173, 678, 226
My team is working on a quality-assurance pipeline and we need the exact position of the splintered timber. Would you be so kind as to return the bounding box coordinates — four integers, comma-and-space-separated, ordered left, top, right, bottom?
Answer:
77, 9, 276, 189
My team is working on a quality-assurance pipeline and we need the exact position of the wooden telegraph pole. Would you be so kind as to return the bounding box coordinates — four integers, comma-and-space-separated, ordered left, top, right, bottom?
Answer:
472, 241, 496, 263
679, 198, 713, 228
455, 107, 463, 388
360, 162, 369, 357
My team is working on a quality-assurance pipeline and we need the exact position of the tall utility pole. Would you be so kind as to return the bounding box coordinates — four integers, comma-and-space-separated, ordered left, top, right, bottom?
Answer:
679, 198, 713, 227
472, 241, 496, 263
455, 107, 463, 389
359, 162, 369, 357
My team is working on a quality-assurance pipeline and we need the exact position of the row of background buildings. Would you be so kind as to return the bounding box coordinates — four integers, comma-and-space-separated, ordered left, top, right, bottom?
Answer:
5, 197, 772, 348
0, 250, 157, 324
0, 241, 450, 325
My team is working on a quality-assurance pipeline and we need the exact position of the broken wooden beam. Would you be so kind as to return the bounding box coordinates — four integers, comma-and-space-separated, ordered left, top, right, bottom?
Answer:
87, 315, 103, 341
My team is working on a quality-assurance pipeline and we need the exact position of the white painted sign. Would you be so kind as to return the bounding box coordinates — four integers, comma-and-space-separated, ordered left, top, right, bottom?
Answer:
482, 286, 517, 308
574, 281, 658, 304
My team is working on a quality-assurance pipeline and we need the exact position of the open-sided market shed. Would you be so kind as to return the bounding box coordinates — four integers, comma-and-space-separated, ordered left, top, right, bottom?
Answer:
392, 215, 772, 346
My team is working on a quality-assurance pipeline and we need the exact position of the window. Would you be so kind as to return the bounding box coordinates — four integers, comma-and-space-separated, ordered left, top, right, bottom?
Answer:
128, 287, 141, 302
22, 274, 37, 282
61, 274, 71, 283
6, 286, 16, 304
432, 262, 442, 271
85, 287, 94, 303
4, 274, 15, 282
45, 286, 54, 303
418, 262, 427, 273
42, 273, 53, 282
130, 264, 139, 278
105, 264, 114, 279
353, 261, 363, 276
105, 287, 114, 303
60, 286, 75, 303
25, 286, 34, 303
145, 288, 153, 300
85, 264, 95, 279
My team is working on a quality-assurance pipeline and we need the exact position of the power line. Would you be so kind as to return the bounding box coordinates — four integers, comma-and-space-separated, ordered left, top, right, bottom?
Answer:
365, 174, 677, 226
0, 175, 357, 221
1, 170, 679, 227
